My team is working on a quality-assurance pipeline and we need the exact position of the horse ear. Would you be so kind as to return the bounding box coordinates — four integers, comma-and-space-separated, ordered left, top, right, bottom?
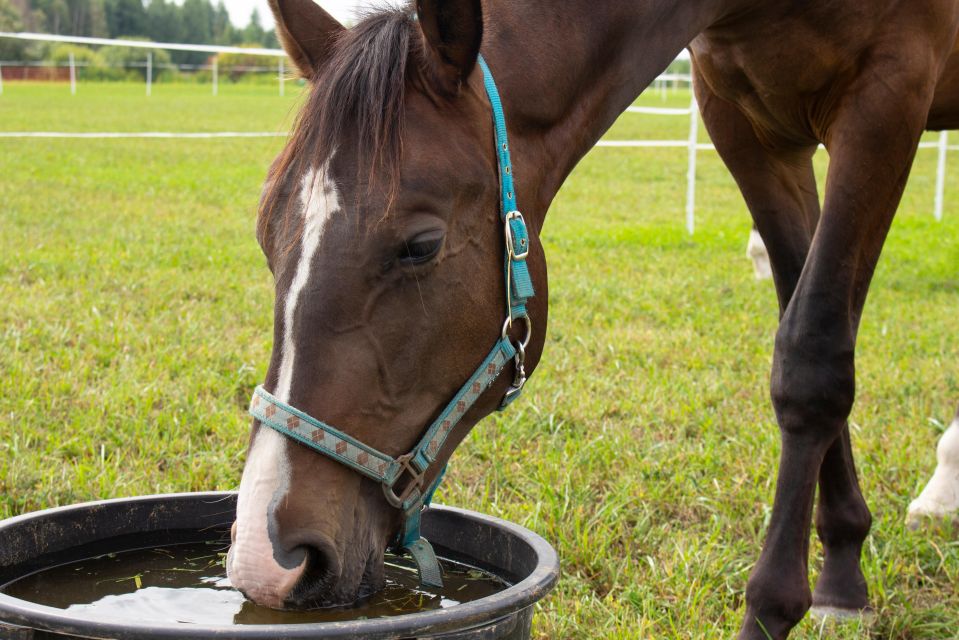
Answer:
268, 0, 344, 80
415, 0, 483, 96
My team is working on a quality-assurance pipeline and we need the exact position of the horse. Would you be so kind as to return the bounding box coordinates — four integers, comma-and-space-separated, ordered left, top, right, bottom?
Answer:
747, 225, 773, 279
226, 0, 959, 637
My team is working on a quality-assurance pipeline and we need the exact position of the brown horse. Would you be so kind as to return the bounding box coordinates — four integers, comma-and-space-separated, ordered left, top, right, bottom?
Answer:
227, 0, 959, 637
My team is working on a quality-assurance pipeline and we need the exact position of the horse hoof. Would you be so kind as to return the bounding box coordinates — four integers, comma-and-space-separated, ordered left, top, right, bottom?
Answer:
905, 510, 958, 532
810, 605, 876, 623
905, 511, 926, 530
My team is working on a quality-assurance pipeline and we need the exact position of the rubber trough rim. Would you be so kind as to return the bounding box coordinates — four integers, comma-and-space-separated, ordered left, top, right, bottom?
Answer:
0, 492, 560, 640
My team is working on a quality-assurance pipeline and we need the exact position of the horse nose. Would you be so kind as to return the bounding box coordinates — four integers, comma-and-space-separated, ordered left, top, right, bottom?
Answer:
229, 426, 319, 609
228, 511, 311, 609
229, 513, 343, 608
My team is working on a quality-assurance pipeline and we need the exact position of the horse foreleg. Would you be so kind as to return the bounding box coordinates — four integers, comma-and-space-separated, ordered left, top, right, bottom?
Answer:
694, 69, 844, 633
907, 405, 959, 525
732, 66, 936, 640
809, 424, 873, 617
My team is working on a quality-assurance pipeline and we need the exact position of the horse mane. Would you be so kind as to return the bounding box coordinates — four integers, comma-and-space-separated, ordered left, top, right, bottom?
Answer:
259, 6, 416, 243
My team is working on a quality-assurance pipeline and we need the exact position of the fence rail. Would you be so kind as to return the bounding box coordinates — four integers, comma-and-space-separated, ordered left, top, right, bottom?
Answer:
0, 131, 287, 138
0, 32, 289, 96
0, 31, 283, 56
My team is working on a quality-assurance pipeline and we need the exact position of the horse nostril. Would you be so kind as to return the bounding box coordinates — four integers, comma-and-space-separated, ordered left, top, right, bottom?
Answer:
286, 539, 342, 607
305, 544, 333, 578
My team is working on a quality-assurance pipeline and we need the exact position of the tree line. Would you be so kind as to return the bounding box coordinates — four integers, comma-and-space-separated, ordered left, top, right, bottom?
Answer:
0, 0, 278, 64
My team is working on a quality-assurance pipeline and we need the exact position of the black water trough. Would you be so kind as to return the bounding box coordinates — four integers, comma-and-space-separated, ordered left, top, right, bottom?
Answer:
0, 492, 559, 640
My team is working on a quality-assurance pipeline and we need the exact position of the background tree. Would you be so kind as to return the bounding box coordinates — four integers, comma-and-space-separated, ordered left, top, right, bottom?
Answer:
179, 0, 211, 63
104, 0, 145, 41
31, 0, 69, 34
143, 0, 179, 41
0, 0, 27, 58
83, 0, 108, 37
241, 7, 263, 46
211, 1, 234, 45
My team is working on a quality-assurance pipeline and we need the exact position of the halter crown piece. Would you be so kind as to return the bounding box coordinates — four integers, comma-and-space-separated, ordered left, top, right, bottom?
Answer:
248, 55, 534, 588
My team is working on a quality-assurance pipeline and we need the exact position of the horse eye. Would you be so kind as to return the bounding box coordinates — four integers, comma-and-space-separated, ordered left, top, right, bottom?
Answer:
398, 230, 445, 265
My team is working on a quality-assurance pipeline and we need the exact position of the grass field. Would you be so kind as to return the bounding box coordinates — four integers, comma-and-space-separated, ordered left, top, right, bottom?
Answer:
1, 81, 958, 639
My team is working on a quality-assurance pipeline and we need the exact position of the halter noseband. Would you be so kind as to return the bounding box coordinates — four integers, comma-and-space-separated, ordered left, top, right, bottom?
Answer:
248, 55, 534, 588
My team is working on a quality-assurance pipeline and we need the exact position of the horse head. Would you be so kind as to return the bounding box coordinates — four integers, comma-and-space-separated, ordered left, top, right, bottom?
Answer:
227, 0, 548, 609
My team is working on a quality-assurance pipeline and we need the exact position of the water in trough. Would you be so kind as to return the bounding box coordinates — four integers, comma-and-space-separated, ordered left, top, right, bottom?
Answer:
1, 540, 508, 625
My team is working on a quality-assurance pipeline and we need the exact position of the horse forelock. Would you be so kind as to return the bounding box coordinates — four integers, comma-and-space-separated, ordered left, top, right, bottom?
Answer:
259, 6, 418, 249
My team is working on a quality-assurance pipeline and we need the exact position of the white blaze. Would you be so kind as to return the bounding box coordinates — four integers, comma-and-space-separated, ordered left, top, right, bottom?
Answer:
276, 163, 342, 402
907, 415, 959, 525
229, 163, 342, 607
229, 428, 303, 608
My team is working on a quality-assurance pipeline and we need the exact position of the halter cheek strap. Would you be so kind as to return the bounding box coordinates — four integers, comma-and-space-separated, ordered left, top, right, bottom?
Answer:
248, 54, 533, 588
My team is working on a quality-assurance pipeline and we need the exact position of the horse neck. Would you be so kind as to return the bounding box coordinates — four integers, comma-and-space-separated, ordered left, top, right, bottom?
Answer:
481, 0, 732, 226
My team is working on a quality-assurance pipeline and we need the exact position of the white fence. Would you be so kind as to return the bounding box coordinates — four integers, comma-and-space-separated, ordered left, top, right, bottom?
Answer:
596, 98, 701, 233
0, 32, 952, 229
0, 32, 288, 96
600, 96, 954, 230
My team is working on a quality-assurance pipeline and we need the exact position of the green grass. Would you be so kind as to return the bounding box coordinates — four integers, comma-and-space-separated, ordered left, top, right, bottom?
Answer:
1, 82, 958, 639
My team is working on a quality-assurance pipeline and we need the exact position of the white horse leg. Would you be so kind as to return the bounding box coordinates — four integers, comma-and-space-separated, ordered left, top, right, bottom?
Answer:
907, 407, 959, 526
746, 228, 772, 280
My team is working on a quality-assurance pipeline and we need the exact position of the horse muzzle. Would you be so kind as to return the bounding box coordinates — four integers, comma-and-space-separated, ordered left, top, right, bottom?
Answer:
228, 425, 389, 609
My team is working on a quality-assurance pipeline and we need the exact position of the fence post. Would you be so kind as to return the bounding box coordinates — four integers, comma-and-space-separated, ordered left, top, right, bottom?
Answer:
934, 130, 948, 222
685, 95, 698, 235
69, 52, 76, 95
279, 57, 285, 97
0, 62, 4, 96
146, 52, 152, 97
212, 58, 218, 97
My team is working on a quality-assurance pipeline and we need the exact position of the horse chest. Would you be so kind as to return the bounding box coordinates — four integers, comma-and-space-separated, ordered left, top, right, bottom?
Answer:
690, 28, 856, 146
692, 0, 959, 144
690, 0, 931, 145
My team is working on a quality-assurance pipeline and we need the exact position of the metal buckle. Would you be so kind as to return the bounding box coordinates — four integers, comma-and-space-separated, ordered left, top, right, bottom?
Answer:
382, 453, 426, 509
504, 211, 530, 261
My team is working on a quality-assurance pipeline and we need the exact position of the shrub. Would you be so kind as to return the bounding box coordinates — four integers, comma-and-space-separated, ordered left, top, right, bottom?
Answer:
100, 37, 173, 80
215, 46, 282, 82
50, 44, 105, 67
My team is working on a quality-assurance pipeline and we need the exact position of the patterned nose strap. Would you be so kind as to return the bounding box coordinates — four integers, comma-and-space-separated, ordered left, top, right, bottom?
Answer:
248, 53, 534, 588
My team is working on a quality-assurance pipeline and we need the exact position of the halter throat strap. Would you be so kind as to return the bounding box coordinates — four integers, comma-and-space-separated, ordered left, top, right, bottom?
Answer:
248, 54, 533, 588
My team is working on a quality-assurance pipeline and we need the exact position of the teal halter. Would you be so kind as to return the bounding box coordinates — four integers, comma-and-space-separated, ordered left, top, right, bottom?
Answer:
248, 55, 534, 588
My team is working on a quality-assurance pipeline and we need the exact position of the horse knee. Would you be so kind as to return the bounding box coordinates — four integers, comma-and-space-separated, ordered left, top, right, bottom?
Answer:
816, 496, 872, 547
769, 331, 855, 439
